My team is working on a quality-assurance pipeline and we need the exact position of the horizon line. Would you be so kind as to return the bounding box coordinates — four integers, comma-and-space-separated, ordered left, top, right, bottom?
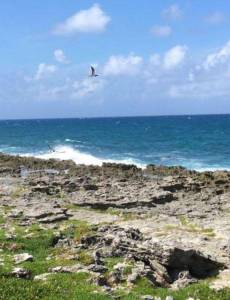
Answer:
0, 112, 230, 122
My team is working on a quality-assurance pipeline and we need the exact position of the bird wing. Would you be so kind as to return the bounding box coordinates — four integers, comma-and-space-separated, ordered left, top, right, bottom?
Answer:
91, 66, 95, 76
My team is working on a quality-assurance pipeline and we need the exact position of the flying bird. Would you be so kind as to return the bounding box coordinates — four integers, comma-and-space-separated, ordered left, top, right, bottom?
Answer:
48, 144, 55, 153
90, 66, 99, 77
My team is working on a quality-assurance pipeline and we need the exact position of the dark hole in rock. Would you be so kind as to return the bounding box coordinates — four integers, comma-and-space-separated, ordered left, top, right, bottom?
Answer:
167, 248, 224, 279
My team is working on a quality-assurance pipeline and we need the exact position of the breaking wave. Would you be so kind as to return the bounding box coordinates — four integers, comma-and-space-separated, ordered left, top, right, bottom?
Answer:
24, 145, 146, 168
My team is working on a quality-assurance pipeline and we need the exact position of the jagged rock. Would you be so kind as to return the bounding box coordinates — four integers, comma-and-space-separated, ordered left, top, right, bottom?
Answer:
75, 190, 175, 209
83, 184, 98, 191
87, 264, 108, 273
113, 262, 129, 271
171, 270, 198, 290
8, 209, 23, 218
78, 225, 224, 288
32, 185, 61, 195
11, 267, 31, 279
49, 264, 84, 273
1, 153, 230, 294
54, 237, 73, 248
14, 253, 33, 264
92, 274, 108, 286
127, 269, 141, 284
107, 269, 124, 285
64, 181, 80, 192
38, 214, 68, 223
23, 204, 67, 220
93, 250, 103, 265
148, 259, 171, 285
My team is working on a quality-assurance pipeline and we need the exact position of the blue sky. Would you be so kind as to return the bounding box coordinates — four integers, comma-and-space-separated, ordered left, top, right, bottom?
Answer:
1, 0, 230, 119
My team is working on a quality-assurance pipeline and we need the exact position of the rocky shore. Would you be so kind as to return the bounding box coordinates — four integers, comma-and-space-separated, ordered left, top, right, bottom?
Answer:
0, 153, 230, 299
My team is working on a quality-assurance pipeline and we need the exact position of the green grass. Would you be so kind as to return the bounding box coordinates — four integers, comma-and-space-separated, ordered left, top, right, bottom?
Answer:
60, 219, 95, 242
118, 278, 230, 300
0, 214, 5, 224
162, 217, 215, 238
0, 273, 110, 300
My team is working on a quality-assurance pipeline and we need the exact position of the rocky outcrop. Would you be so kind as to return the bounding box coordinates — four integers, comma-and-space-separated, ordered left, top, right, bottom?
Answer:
0, 153, 230, 294
76, 225, 224, 288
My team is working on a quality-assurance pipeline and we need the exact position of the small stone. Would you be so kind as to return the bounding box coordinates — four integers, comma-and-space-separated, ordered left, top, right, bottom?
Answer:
14, 253, 33, 264
49, 266, 70, 273
87, 264, 108, 273
5, 233, 16, 240
49, 264, 83, 273
113, 262, 128, 270
165, 297, 173, 300
11, 267, 31, 279
141, 295, 154, 300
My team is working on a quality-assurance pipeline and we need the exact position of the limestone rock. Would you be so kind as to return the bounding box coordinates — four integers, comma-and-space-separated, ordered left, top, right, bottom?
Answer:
141, 295, 154, 300
14, 253, 33, 264
11, 267, 31, 279
210, 269, 230, 290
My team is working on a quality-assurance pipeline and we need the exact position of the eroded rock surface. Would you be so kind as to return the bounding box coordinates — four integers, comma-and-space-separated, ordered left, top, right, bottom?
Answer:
0, 153, 230, 293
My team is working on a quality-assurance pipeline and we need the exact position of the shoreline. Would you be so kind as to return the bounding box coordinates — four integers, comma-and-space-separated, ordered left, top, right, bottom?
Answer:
2, 150, 230, 173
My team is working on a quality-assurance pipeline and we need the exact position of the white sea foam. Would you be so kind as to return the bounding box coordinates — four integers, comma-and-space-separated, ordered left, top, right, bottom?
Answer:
23, 145, 145, 168
9, 145, 230, 171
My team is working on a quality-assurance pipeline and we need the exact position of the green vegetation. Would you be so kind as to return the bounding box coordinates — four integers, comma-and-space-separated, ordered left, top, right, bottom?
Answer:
162, 216, 215, 237
119, 278, 230, 300
0, 217, 229, 299
104, 257, 124, 271
0, 273, 108, 300
106, 208, 140, 221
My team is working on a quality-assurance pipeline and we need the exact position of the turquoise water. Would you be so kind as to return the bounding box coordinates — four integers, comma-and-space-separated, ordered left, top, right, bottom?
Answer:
0, 115, 230, 170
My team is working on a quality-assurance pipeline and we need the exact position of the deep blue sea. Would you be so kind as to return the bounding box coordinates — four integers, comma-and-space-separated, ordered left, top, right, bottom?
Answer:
1, 115, 230, 171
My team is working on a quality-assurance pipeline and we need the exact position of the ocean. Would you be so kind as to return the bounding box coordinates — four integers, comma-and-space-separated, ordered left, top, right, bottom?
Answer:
0, 115, 230, 171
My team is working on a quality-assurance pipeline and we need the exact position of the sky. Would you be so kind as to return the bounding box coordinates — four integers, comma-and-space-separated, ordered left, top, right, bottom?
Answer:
1, 0, 230, 119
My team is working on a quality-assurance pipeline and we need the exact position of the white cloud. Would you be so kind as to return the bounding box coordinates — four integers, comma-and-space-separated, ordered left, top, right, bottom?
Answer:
54, 49, 69, 64
162, 4, 182, 20
71, 78, 104, 99
169, 74, 230, 99
151, 25, 172, 37
149, 54, 161, 66
205, 12, 225, 25
103, 53, 143, 76
35, 63, 57, 80
168, 41, 230, 99
53, 4, 111, 35
203, 40, 230, 70
163, 45, 187, 69
14, 40, 230, 112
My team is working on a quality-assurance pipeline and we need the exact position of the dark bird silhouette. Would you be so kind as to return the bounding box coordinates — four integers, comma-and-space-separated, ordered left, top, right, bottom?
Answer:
48, 144, 55, 153
90, 66, 99, 77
